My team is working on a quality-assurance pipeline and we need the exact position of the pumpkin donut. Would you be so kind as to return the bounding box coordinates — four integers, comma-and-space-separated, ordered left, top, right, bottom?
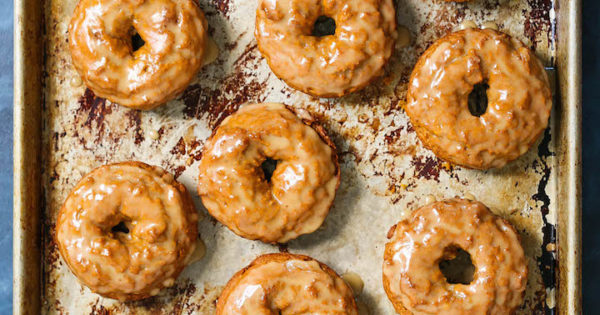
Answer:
406, 28, 552, 169
383, 198, 528, 314
56, 162, 198, 301
197, 103, 339, 243
68, 0, 208, 110
216, 253, 358, 314
255, 0, 397, 97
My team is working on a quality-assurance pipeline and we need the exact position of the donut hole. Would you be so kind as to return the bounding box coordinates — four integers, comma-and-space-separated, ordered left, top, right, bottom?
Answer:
312, 16, 336, 37
468, 82, 489, 117
439, 246, 475, 285
260, 158, 279, 182
130, 31, 145, 52
111, 221, 130, 234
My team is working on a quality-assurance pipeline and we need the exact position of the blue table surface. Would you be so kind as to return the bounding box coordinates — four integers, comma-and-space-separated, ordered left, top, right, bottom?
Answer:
1, 2, 598, 314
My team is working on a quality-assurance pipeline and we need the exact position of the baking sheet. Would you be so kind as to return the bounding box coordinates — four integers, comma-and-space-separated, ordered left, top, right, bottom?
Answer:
22, 0, 575, 313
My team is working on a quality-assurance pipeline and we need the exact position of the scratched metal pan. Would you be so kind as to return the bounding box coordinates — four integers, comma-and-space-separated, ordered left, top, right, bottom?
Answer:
13, 0, 581, 314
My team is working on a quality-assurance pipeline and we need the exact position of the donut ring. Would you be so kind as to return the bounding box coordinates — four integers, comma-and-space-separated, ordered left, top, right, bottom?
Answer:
255, 0, 397, 97
56, 162, 198, 301
383, 198, 528, 314
197, 103, 339, 243
406, 29, 552, 169
216, 253, 358, 314
69, 0, 208, 110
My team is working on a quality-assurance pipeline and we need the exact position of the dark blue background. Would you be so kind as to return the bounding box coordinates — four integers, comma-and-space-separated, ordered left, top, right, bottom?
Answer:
0, 1, 596, 314
582, 0, 599, 312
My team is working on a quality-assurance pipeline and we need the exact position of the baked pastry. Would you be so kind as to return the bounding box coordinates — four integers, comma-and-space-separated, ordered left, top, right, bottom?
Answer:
255, 0, 397, 97
383, 198, 528, 314
216, 253, 358, 314
69, 0, 208, 110
406, 28, 552, 169
197, 103, 339, 243
56, 162, 199, 301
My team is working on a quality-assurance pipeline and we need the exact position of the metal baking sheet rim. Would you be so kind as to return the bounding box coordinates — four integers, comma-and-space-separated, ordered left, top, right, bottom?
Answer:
12, 0, 582, 314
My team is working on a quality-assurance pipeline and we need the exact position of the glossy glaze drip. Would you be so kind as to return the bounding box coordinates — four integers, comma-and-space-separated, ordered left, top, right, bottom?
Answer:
396, 25, 411, 49
481, 21, 499, 31
198, 103, 338, 243
458, 20, 477, 30
202, 37, 219, 66
342, 271, 364, 295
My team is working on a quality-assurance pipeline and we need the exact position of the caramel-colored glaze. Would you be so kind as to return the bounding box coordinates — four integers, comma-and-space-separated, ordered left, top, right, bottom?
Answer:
68, 0, 208, 110
202, 37, 219, 66
383, 199, 528, 315
56, 162, 198, 301
457, 20, 477, 30
255, 0, 397, 97
481, 21, 499, 31
396, 25, 411, 49
197, 103, 339, 243
342, 271, 364, 295
216, 253, 358, 314
406, 29, 552, 169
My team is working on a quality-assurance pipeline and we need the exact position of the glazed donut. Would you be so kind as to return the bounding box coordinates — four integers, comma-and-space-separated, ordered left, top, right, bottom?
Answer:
69, 0, 208, 110
197, 103, 339, 243
56, 162, 198, 301
216, 253, 358, 314
255, 0, 397, 97
406, 28, 552, 169
383, 198, 527, 314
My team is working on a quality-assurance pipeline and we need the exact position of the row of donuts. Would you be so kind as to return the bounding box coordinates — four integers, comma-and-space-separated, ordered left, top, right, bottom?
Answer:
69, 0, 397, 107
69, 0, 551, 170
57, 104, 528, 314
60, 0, 551, 313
